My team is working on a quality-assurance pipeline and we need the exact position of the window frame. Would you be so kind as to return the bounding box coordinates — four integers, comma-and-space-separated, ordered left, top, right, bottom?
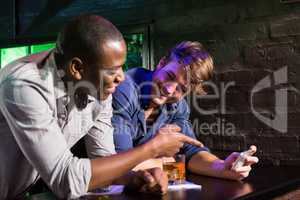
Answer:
0, 24, 153, 69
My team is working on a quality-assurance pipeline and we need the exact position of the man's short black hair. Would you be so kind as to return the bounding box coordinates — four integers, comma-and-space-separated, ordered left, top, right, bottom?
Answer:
56, 14, 124, 65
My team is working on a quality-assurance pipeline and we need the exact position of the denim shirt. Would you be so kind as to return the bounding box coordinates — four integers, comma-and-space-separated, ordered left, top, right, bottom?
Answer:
112, 68, 208, 162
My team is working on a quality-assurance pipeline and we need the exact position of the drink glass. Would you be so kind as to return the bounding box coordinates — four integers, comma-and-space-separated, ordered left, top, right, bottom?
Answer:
162, 154, 186, 184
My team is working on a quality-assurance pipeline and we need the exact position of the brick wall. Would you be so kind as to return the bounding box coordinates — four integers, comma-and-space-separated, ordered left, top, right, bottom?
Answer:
152, 0, 300, 165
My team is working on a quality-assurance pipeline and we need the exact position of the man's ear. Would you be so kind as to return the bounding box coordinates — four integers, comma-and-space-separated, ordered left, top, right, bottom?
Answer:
68, 57, 84, 80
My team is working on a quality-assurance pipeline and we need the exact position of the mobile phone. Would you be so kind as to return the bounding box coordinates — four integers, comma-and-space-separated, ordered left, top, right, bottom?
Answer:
231, 146, 256, 170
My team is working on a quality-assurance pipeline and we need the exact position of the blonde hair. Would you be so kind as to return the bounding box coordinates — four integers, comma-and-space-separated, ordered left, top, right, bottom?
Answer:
159, 41, 214, 95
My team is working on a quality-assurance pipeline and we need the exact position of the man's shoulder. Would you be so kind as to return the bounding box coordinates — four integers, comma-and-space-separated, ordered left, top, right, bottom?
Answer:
115, 74, 136, 94
126, 67, 151, 84
113, 76, 138, 109
0, 51, 56, 101
0, 50, 52, 80
113, 68, 150, 109
126, 67, 149, 77
115, 67, 149, 96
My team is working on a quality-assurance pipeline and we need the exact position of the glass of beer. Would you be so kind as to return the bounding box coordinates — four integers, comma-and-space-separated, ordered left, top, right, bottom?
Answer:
162, 154, 186, 184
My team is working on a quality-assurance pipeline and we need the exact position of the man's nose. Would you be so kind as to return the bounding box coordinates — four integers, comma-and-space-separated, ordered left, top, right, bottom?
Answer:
164, 83, 177, 96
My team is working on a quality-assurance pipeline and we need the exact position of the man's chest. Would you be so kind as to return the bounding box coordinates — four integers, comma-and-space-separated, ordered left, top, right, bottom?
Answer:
56, 101, 94, 147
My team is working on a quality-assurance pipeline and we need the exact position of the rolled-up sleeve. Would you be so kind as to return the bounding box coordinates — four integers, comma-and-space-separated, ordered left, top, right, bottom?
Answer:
84, 95, 116, 158
172, 100, 209, 162
0, 80, 91, 199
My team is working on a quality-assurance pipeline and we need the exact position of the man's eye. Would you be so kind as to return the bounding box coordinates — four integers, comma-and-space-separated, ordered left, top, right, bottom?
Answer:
166, 71, 176, 81
109, 71, 117, 75
104, 70, 117, 75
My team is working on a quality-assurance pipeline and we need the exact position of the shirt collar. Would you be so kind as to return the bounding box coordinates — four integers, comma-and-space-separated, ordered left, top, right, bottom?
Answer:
46, 51, 69, 102
48, 51, 96, 107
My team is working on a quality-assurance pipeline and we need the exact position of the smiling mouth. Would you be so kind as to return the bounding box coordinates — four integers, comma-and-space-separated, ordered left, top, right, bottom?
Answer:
154, 94, 168, 101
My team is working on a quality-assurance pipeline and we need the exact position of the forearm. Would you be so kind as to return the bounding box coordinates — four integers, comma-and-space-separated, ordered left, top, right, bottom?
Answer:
188, 151, 229, 179
132, 158, 163, 171
88, 142, 156, 190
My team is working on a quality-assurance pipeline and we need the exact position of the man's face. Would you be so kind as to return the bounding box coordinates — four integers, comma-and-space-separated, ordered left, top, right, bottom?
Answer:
86, 40, 127, 100
151, 60, 190, 106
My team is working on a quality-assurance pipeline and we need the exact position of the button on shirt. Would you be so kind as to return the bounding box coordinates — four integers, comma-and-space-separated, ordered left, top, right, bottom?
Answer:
112, 68, 208, 162
0, 50, 115, 199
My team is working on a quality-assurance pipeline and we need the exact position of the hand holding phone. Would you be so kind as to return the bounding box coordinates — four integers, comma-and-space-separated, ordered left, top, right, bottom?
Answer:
231, 145, 257, 170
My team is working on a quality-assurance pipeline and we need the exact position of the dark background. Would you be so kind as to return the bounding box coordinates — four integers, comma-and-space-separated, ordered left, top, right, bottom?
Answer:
1, 0, 300, 166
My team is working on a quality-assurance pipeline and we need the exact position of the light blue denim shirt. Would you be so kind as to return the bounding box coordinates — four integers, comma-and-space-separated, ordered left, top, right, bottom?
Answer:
112, 68, 209, 163
0, 50, 115, 199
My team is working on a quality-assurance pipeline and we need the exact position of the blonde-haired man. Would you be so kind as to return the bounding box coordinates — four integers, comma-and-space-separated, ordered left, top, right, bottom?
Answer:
112, 41, 258, 180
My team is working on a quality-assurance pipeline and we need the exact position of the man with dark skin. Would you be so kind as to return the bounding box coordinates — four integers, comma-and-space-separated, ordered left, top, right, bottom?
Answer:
0, 15, 203, 199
